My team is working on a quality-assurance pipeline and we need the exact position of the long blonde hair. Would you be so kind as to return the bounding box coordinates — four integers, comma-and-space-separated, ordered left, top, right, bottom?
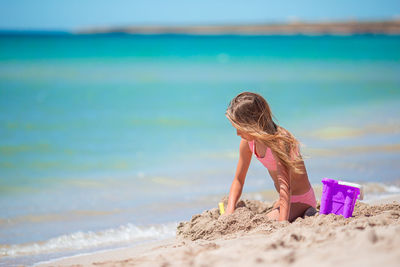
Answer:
226, 92, 303, 174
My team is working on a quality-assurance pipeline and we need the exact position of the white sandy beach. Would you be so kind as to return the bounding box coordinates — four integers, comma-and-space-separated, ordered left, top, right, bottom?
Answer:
36, 195, 400, 267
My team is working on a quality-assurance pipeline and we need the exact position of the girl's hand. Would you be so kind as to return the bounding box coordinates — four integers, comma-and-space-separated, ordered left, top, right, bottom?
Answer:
225, 205, 235, 215
272, 200, 280, 209
225, 210, 234, 215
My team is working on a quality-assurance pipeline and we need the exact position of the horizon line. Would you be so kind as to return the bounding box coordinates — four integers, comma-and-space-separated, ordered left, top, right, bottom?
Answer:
1, 18, 400, 32
1, 19, 400, 36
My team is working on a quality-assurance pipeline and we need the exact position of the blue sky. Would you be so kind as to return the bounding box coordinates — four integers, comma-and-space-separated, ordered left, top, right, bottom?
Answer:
0, 0, 399, 30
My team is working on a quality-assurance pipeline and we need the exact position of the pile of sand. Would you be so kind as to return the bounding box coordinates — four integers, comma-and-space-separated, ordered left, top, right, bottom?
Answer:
177, 197, 399, 242
177, 198, 300, 240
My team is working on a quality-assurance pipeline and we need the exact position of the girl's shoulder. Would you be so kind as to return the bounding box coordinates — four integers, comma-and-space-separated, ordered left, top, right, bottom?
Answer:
244, 139, 254, 151
240, 138, 252, 148
239, 138, 253, 156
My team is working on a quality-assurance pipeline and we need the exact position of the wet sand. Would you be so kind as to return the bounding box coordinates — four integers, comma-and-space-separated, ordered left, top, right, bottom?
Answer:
37, 195, 400, 267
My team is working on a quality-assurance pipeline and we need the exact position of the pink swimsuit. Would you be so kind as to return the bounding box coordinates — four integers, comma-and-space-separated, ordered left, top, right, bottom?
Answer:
248, 140, 278, 171
248, 140, 316, 208
291, 187, 317, 208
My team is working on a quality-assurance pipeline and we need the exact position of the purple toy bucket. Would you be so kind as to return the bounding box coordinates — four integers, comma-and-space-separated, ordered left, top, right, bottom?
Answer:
320, 178, 362, 218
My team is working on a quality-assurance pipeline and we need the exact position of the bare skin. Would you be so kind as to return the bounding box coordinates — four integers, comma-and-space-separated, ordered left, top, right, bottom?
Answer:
226, 128, 313, 222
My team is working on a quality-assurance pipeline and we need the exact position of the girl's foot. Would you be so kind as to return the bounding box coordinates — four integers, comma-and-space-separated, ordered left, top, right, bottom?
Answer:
304, 206, 317, 217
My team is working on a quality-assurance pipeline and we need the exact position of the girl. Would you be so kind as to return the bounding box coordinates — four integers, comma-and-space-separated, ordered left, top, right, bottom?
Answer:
225, 92, 316, 222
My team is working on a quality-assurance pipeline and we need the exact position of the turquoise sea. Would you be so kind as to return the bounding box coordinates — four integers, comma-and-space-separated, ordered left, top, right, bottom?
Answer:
1, 33, 400, 266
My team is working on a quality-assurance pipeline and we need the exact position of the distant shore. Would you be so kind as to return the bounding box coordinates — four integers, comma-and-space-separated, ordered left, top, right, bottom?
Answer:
75, 20, 400, 35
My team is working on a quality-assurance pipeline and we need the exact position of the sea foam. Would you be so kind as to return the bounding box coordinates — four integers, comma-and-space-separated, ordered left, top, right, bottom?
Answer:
0, 222, 177, 257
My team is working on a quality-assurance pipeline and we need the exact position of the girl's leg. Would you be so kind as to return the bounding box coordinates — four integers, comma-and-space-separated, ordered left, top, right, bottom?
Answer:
266, 198, 280, 219
288, 202, 311, 222
266, 207, 280, 220
266, 202, 312, 222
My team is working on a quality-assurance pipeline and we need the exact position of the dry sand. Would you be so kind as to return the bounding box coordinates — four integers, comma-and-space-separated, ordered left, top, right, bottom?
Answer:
38, 196, 400, 267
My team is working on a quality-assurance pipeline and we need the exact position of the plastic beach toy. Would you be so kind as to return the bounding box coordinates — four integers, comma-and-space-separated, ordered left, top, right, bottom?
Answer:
219, 202, 225, 215
320, 178, 362, 218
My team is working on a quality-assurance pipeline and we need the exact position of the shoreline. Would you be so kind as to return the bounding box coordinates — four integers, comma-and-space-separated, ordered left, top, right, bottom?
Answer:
36, 194, 400, 267
33, 238, 176, 267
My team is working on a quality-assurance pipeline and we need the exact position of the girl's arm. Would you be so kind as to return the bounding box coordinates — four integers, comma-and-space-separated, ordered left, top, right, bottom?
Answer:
226, 138, 252, 214
276, 157, 291, 221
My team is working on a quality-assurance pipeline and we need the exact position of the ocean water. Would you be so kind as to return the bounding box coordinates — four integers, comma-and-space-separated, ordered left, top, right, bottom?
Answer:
1, 33, 400, 266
